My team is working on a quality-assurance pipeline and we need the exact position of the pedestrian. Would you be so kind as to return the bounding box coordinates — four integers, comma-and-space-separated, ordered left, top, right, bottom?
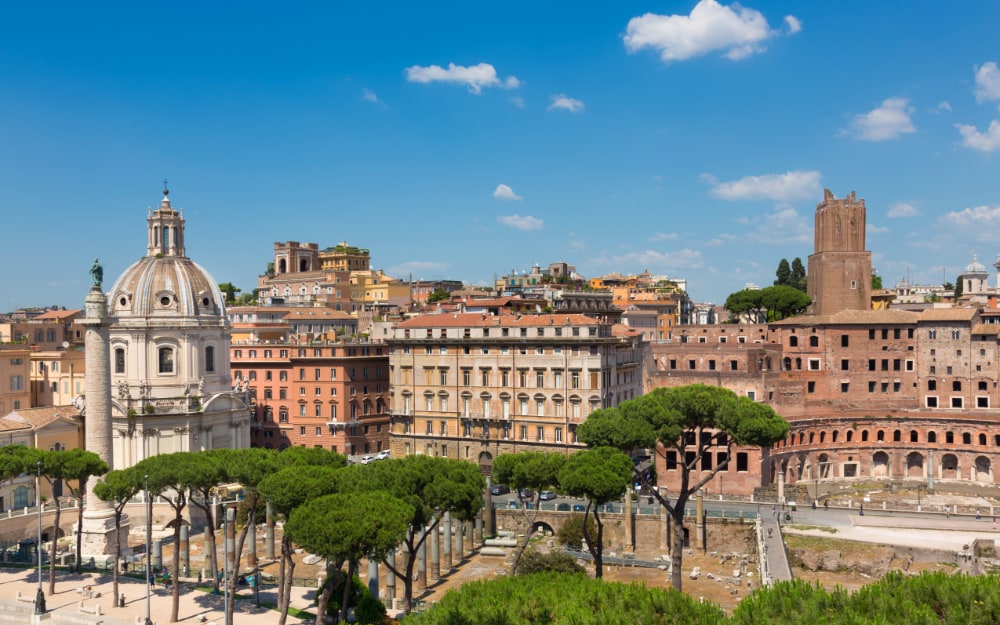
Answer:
993, 517, 997, 531
859, 503, 864, 516
119, 594, 125, 608
946, 505, 951, 518
771, 505, 776, 517
977, 508, 981, 520
823, 500, 829, 510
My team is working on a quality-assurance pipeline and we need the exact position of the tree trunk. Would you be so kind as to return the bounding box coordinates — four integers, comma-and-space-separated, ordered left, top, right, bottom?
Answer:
48, 499, 60, 595
316, 561, 343, 625
74, 497, 84, 573
225, 497, 255, 619
112, 510, 122, 608
585, 507, 605, 579
170, 510, 184, 623
670, 506, 686, 591
277, 537, 295, 625
339, 560, 355, 623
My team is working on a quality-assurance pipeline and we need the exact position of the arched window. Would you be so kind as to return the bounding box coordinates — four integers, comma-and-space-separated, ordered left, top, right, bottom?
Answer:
910, 430, 919, 443
809, 336, 819, 347
927, 431, 937, 443
789, 336, 798, 347
114, 348, 126, 374
861, 430, 869, 442
205, 346, 215, 373
846, 430, 853, 442
158, 347, 174, 374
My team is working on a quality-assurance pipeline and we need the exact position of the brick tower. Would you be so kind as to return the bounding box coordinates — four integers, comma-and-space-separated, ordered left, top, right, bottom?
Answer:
807, 189, 872, 316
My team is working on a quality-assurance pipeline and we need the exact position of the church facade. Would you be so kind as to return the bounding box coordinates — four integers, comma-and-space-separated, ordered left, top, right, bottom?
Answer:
103, 190, 252, 468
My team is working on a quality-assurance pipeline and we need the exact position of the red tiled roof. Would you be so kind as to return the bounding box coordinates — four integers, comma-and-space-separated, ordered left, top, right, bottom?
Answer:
396, 312, 599, 329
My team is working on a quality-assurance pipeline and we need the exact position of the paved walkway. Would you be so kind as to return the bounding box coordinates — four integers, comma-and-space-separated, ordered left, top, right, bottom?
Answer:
758, 514, 793, 585
0, 566, 316, 624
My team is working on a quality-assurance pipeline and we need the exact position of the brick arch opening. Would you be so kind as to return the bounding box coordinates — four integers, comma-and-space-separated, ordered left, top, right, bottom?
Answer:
975, 456, 992, 482
872, 451, 890, 478
941, 453, 959, 479
906, 452, 924, 478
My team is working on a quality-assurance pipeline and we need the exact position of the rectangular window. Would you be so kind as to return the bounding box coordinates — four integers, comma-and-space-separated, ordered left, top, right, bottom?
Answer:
520, 425, 527, 440
841, 359, 849, 371
977, 397, 990, 408
841, 335, 849, 347
841, 382, 849, 393
807, 381, 815, 393
463, 370, 471, 386
926, 396, 938, 408
808, 359, 820, 371
951, 397, 963, 408
440, 370, 448, 385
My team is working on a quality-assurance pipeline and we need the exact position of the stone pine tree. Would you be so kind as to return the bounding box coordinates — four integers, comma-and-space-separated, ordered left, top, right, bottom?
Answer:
332, 455, 484, 614
258, 464, 341, 625
93, 467, 142, 608
287, 492, 412, 625
492, 452, 566, 575
774, 258, 791, 287
59, 449, 110, 573
557, 447, 632, 578
577, 384, 789, 591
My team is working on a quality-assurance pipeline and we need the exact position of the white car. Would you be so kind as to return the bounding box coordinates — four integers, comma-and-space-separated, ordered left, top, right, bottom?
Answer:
361, 455, 374, 465
375, 450, 391, 460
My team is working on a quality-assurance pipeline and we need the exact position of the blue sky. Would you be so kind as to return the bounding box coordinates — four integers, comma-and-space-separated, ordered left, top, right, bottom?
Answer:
3, 1, 1000, 311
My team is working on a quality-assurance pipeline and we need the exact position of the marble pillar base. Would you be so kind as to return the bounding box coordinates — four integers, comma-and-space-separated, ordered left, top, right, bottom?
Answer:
78, 509, 131, 567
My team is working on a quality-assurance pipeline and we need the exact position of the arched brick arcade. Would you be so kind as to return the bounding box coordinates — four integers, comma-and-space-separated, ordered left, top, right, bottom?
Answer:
768, 415, 1000, 487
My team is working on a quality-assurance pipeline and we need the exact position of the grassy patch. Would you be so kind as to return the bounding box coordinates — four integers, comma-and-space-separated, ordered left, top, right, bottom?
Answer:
784, 534, 884, 560
785, 524, 837, 534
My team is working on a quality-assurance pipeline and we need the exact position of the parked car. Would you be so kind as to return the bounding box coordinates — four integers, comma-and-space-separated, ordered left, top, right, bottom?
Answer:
539, 490, 557, 501
572, 503, 587, 512
375, 449, 391, 460
518, 488, 535, 500
556, 503, 570, 511
490, 484, 511, 496
361, 455, 374, 465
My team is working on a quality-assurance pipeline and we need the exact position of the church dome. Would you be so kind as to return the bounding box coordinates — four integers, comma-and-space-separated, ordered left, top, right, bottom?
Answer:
108, 190, 227, 321
963, 255, 988, 276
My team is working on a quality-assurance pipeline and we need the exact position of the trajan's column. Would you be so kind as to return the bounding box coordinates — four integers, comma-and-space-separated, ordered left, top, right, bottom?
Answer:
77, 259, 130, 563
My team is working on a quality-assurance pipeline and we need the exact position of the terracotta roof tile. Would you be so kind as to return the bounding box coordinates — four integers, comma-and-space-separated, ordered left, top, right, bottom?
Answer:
396, 312, 600, 329
918, 308, 979, 322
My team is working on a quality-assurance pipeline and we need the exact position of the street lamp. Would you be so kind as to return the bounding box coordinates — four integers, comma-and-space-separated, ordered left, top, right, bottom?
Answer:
34, 460, 45, 615
145, 475, 153, 625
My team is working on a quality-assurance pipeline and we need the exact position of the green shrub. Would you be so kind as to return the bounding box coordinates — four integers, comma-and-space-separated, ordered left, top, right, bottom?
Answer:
517, 548, 585, 576
557, 513, 598, 549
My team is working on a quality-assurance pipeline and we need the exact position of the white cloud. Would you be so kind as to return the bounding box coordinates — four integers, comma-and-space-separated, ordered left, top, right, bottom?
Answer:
942, 205, 1000, 242
595, 248, 704, 270
361, 88, 386, 108
746, 207, 811, 245
650, 232, 679, 241
569, 239, 587, 250
710, 170, 821, 201
844, 97, 915, 141
888, 201, 920, 218
498, 214, 543, 230
956, 120, 1000, 152
933, 101, 952, 113
404, 62, 519, 94
509, 96, 525, 108
867, 223, 889, 235
548, 94, 584, 113
624, 0, 797, 63
974, 62, 1000, 106
493, 184, 523, 201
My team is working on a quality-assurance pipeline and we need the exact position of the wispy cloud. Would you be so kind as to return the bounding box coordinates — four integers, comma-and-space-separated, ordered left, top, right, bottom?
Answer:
932, 101, 952, 114
361, 88, 386, 108
941, 205, 1000, 242
594, 248, 704, 271
650, 232, 679, 242
709, 170, 821, 202
844, 97, 915, 141
405, 62, 519, 94
510, 96, 525, 108
867, 223, 889, 235
888, 201, 920, 218
493, 184, 523, 201
498, 214, 543, 230
956, 120, 1000, 152
975, 62, 1000, 107
624, 0, 799, 62
548, 94, 584, 113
